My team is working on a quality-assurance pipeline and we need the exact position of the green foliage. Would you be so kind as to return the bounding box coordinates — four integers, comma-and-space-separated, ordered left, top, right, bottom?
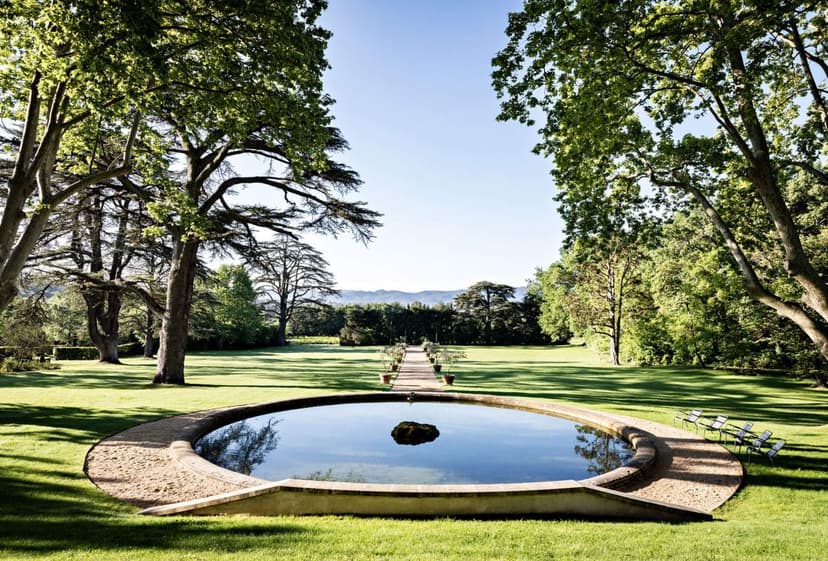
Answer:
286, 335, 339, 345
0, 356, 58, 373
0, 298, 50, 359
335, 291, 547, 347
493, 0, 828, 367
536, 264, 574, 343
620, 210, 825, 375
289, 304, 346, 336
453, 281, 517, 345
437, 348, 466, 373
147, 189, 213, 242
42, 289, 90, 346
211, 265, 265, 349
339, 306, 381, 346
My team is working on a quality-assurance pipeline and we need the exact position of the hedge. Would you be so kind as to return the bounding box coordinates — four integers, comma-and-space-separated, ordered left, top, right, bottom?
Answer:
52, 342, 144, 361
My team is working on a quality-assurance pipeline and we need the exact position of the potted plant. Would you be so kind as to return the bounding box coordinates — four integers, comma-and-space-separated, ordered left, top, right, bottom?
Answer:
378, 346, 397, 384
424, 342, 439, 363
438, 349, 466, 385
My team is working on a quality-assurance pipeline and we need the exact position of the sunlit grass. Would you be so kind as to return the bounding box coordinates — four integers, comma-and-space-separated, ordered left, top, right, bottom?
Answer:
1, 344, 826, 560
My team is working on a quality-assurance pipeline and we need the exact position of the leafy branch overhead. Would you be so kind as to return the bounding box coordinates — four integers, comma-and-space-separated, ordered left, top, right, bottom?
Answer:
493, 0, 828, 366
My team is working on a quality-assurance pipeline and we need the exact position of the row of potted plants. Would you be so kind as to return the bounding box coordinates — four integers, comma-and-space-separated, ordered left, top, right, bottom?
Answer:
422, 340, 465, 385
378, 342, 407, 384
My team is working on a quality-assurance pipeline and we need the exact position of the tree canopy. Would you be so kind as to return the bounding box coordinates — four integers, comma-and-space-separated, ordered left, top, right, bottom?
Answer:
454, 281, 516, 345
493, 0, 828, 367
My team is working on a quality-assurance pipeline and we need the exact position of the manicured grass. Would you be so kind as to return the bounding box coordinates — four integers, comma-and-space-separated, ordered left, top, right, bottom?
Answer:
1, 344, 826, 560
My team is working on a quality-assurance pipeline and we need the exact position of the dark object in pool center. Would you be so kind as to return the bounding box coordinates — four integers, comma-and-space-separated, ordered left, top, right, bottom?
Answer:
391, 421, 440, 446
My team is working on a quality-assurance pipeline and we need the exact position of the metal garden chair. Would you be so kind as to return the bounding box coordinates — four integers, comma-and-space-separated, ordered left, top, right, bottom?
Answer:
722, 422, 754, 451
673, 409, 703, 431
699, 415, 728, 440
749, 438, 786, 466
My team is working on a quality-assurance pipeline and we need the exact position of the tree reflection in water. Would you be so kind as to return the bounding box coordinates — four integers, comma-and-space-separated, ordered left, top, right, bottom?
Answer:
574, 424, 634, 476
301, 467, 367, 483
195, 419, 280, 475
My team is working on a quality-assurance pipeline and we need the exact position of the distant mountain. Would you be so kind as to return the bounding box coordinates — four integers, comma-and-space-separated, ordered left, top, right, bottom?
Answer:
330, 287, 528, 306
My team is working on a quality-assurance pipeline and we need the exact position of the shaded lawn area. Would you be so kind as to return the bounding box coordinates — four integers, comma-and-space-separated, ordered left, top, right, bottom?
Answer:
0, 344, 826, 560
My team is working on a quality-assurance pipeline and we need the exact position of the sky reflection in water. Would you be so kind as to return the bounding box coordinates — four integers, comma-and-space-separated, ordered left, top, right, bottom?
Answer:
196, 402, 633, 484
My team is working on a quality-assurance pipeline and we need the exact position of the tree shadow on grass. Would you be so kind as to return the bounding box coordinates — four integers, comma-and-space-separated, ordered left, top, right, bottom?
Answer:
0, 404, 180, 442
455, 362, 828, 427
0, 364, 157, 390
0, 401, 315, 555
0, 515, 312, 555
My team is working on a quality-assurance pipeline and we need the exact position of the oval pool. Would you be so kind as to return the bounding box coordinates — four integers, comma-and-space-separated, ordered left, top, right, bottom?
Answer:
195, 400, 633, 484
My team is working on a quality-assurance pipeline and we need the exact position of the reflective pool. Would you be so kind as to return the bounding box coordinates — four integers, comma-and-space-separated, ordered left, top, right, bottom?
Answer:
195, 401, 633, 484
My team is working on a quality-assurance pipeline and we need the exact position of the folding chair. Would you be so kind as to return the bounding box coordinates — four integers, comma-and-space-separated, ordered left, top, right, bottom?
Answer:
741, 430, 772, 455
749, 438, 785, 465
722, 422, 754, 452
698, 415, 728, 440
673, 409, 703, 431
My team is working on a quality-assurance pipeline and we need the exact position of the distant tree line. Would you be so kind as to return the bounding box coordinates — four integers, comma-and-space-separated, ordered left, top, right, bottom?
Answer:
293, 281, 550, 346
0, 269, 551, 369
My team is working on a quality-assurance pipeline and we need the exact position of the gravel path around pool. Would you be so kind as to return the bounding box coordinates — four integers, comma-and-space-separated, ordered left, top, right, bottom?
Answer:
84, 404, 743, 514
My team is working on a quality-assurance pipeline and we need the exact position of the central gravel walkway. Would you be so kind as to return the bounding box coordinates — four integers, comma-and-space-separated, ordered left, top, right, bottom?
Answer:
390, 346, 443, 392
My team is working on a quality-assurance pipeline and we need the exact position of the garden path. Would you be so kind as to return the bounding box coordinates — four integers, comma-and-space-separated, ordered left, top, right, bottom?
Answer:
390, 346, 444, 392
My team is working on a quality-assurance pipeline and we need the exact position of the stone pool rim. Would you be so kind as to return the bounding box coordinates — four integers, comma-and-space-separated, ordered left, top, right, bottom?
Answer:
138, 391, 717, 520
174, 392, 657, 492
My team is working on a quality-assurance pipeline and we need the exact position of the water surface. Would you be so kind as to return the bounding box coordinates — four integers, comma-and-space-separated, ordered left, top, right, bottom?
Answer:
196, 401, 633, 484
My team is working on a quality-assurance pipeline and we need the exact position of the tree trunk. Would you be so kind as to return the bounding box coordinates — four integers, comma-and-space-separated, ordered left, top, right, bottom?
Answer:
0, 281, 17, 314
608, 305, 621, 366
609, 333, 620, 366
607, 262, 621, 366
276, 321, 288, 347
99, 337, 120, 364
83, 290, 123, 364
276, 299, 288, 346
154, 238, 199, 385
0, 204, 54, 313
143, 306, 155, 358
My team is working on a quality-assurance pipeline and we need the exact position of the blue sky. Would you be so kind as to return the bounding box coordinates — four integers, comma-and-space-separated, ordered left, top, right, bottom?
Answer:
304, 0, 563, 291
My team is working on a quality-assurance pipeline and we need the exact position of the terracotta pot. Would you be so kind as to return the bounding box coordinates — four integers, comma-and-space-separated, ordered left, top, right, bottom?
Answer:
442, 374, 455, 385
433, 364, 442, 373
380, 373, 393, 384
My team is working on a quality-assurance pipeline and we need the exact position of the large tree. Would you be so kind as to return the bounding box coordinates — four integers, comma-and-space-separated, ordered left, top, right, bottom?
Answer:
454, 281, 515, 345
494, 1, 828, 373
249, 235, 338, 347
143, 3, 379, 384
560, 236, 646, 366
32, 182, 161, 363
0, 1, 168, 312
536, 264, 574, 344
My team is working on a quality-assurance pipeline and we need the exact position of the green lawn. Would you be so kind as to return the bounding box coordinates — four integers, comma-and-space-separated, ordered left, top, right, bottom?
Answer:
1, 344, 826, 560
